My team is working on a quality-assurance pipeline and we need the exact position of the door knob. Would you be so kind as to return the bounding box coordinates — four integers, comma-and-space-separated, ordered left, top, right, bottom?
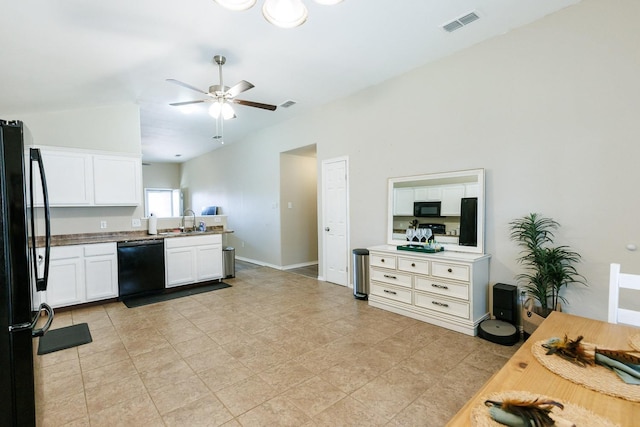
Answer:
325, 227, 330, 231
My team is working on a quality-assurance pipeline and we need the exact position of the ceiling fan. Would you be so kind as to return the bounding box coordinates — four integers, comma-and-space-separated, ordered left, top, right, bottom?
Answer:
167, 55, 277, 120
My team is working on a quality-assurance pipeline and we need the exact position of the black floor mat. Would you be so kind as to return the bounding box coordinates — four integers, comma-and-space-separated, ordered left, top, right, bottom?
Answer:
38, 323, 92, 355
122, 282, 231, 308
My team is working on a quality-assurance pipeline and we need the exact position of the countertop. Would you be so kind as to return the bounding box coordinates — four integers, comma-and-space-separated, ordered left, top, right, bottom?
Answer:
43, 227, 233, 247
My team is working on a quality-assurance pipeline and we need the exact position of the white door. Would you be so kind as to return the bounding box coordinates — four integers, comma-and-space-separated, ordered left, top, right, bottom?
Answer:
322, 157, 349, 286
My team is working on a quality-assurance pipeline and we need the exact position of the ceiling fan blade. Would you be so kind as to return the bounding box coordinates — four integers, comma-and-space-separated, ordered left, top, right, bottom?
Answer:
226, 80, 254, 98
169, 100, 207, 106
232, 99, 277, 111
166, 79, 209, 95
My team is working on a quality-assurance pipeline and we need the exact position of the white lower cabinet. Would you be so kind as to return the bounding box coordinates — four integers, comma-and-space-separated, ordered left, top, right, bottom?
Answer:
368, 245, 490, 336
165, 234, 222, 288
41, 242, 117, 309
84, 243, 118, 301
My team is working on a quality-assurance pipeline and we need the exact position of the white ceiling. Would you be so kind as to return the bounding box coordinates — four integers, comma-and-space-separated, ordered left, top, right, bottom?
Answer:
0, 0, 579, 163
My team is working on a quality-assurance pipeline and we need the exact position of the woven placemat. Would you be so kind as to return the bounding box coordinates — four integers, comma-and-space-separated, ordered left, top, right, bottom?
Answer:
629, 333, 640, 352
471, 390, 619, 427
532, 340, 640, 402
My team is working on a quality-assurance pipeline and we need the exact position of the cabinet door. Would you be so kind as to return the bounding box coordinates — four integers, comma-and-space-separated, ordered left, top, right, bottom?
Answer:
441, 185, 465, 216
93, 155, 141, 206
165, 247, 196, 287
84, 243, 118, 301
31, 150, 93, 206
393, 188, 414, 215
196, 244, 222, 281
464, 183, 480, 198
44, 246, 84, 308
414, 186, 442, 201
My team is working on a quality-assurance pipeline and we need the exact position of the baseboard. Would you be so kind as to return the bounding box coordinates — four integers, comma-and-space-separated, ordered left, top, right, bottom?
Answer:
282, 261, 318, 270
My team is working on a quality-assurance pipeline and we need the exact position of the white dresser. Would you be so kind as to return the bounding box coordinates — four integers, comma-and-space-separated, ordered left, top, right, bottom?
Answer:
367, 245, 490, 336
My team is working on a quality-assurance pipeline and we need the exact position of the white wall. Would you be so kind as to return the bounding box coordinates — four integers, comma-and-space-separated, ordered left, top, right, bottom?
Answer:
181, 0, 640, 321
142, 162, 181, 189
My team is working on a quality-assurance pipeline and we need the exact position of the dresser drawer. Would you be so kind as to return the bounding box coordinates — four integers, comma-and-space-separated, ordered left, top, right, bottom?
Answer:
370, 268, 412, 288
414, 277, 469, 301
414, 293, 470, 319
431, 262, 470, 282
370, 253, 397, 269
371, 282, 412, 305
398, 257, 429, 275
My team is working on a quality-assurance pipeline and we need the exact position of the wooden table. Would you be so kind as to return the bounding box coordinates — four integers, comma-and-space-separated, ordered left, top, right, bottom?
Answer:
447, 311, 640, 426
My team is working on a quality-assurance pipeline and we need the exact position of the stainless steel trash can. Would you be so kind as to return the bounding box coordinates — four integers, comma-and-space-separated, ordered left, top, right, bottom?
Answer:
352, 248, 369, 300
223, 247, 235, 279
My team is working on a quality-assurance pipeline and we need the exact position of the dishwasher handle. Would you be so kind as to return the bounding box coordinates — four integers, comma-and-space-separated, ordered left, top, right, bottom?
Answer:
117, 239, 164, 248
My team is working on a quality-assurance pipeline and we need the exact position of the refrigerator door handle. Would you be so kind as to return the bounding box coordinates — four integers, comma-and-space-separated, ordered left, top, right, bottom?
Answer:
8, 303, 54, 336
31, 303, 54, 337
29, 148, 51, 292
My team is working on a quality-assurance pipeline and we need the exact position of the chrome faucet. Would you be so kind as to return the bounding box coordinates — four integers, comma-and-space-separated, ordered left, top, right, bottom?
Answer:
181, 209, 196, 232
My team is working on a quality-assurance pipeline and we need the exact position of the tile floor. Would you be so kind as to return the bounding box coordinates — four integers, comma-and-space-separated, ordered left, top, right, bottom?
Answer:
34, 262, 520, 426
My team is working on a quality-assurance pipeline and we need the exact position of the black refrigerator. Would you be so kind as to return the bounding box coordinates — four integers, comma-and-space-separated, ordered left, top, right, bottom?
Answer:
458, 197, 478, 247
1, 119, 54, 426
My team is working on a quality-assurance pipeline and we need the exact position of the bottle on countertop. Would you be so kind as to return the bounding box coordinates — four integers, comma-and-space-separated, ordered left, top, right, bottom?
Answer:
148, 213, 158, 235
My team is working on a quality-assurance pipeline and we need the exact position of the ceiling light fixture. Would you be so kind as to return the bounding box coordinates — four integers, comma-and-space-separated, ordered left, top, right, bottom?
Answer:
208, 101, 235, 120
214, 0, 343, 29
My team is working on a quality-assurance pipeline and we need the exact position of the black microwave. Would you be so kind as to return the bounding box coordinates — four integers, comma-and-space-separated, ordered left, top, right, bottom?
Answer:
414, 201, 441, 217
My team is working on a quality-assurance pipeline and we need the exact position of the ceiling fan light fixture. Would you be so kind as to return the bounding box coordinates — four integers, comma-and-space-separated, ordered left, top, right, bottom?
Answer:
209, 102, 222, 118
262, 0, 308, 29
214, 0, 257, 11
221, 102, 235, 120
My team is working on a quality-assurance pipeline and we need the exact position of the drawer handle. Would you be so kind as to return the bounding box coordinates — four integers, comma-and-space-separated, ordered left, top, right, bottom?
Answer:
432, 301, 449, 308
381, 259, 385, 263
431, 283, 449, 290
383, 274, 397, 280
384, 289, 397, 295
447, 268, 453, 273
411, 263, 416, 267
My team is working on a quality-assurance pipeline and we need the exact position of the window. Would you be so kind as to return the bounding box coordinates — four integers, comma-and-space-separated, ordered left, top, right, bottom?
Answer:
144, 188, 181, 217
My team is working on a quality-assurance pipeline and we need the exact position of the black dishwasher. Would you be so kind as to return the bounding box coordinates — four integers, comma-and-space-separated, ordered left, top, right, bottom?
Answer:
117, 239, 165, 299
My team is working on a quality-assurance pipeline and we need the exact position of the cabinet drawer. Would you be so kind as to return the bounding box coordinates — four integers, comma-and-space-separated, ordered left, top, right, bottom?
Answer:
370, 253, 396, 269
414, 293, 469, 319
397, 257, 429, 275
414, 277, 469, 301
165, 234, 221, 249
83, 242, 116, 257
50, 245, 83, 261
370, 268, 412, 288
431, 262, 469, 282
370, 282, 412, 304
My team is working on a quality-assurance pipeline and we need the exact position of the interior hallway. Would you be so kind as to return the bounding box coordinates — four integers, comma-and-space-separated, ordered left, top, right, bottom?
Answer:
34, 263, 520, 426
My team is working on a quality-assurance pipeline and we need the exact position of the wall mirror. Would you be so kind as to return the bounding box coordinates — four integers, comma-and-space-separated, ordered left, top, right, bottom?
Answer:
387, 168, 485, 254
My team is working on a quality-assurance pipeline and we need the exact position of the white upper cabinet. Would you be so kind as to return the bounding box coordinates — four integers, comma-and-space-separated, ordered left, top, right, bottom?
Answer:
31, 150, 93, 206
441, 185, 465, 216
29, 147, 141, 207
93, 155, 141, 206
393, 188, 414, 215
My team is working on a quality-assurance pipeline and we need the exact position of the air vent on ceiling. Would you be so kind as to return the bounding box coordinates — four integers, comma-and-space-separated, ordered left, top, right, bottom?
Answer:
442, 11, 479, 33
280, 100, 297, 108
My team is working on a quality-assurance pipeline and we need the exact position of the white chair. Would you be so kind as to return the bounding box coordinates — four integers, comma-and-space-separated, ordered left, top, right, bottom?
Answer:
608, 263, 640, 327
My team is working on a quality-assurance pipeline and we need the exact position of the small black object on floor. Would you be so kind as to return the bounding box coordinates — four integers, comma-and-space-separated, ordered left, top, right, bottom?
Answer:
38, 323, 92, 355
478, 319, 520, 346
122, 281, 231, 308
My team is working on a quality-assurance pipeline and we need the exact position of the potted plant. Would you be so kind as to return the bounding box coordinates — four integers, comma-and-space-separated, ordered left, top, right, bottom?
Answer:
509, 213, 586, 321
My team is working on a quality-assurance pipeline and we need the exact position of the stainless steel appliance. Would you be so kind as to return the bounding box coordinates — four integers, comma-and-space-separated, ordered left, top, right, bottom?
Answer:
1, 119, 54, 426
413, 201, 441, 217
117, 239, 165, 298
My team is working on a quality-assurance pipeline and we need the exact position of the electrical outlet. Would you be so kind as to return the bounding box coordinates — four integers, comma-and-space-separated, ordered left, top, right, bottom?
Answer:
214, 217, 222, 223
241, 241, 245, 248
100, 221, 107, 229
131, 218, 141, 227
